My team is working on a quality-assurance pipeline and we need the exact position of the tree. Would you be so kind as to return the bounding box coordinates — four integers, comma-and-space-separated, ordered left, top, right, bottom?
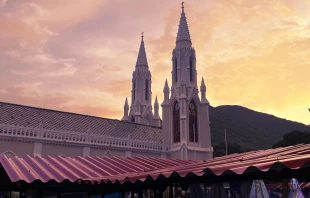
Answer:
272, 130, 310, 148
214, 142, 243, 157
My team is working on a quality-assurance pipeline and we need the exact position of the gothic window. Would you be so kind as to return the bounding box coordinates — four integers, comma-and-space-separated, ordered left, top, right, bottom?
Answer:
131, 116, 135, 123
173, 101, 180, 143
189, 56, 193, 82
174, 58, 178, 82
189, 100, 198, 142
145, 79, 149, 100
133, 80, 136, 100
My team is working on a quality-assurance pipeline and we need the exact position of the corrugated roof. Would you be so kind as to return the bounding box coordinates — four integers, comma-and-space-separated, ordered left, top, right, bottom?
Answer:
0, 155, 196, 184
0, 102, 162, 142
1, 144, 310, 186
88, 144, 310, 184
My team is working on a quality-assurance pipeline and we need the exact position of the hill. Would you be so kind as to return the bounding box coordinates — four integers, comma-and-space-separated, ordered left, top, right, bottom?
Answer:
209, 105, 310, 151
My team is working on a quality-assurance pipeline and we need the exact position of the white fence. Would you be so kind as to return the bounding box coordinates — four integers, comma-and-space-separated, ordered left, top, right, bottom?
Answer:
0, 124, 170, 151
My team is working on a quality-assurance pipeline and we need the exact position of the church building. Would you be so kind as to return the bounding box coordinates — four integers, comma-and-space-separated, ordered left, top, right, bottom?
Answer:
0, 3, 213, 160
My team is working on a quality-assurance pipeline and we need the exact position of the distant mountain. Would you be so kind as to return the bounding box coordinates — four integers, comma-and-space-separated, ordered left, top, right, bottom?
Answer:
209, 105, 310, 151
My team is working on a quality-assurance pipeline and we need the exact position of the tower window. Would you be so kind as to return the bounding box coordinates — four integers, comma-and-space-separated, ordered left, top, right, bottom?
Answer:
133, 80, 136, 100
189, 100, 198, 142
189, 56, 193, 82
145, 79, 149, 100
174, 58, 178, 82
173, 101, 180, 143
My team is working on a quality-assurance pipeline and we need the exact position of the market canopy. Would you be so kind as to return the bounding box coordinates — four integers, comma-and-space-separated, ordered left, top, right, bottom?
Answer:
0, 144, 310, 193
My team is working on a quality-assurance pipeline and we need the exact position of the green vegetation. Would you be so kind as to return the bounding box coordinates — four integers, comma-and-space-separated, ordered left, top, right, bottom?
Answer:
209, 105, 310, 152
272, 130, 310, 148
213, 142, 245, 157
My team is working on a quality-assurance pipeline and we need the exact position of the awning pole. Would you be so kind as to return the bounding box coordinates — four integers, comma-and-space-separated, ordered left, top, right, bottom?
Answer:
282, 178, 289, 198
169, 185, 173, 198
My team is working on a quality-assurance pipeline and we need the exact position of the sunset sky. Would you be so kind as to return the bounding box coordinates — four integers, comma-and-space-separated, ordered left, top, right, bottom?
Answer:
0, 0, 309, 125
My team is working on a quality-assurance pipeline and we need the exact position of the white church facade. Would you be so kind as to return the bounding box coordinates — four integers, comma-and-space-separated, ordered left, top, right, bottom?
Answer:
0, 4, 213, 160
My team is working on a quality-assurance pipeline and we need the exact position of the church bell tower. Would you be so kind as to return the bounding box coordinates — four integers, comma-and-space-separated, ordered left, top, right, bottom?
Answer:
161, 2, 213, 160
122, 33, 161, 127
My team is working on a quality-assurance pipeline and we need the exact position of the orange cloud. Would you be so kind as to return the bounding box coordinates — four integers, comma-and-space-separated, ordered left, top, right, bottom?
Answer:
0, 0, 309, 125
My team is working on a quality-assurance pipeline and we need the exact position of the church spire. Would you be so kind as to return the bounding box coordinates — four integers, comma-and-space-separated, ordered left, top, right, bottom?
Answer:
201, 77, 206, 88
176, 1, 191, 44
200, 77, 208, 103
136, 32, 148, 67
121, 97, 129, 121
154, 96, 159, 116
163, 79, 170, 101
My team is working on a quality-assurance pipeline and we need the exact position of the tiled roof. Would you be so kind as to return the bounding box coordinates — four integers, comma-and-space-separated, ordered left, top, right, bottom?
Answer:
0, 102, 163, 142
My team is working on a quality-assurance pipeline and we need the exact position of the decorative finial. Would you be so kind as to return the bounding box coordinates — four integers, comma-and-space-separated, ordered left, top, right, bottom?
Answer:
182, 1, 184, 10
141, 32, 144, 41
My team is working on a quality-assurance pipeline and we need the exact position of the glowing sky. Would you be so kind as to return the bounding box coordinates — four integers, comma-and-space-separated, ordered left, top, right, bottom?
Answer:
0, 0, 309, 125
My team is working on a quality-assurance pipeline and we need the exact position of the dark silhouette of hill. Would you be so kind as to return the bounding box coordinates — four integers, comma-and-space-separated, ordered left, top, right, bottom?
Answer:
209, 105, 310, 151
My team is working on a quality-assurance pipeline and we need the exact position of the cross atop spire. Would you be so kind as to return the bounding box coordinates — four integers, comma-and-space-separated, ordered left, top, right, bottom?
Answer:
176, 1, 191, 44
136, 33, 148, 67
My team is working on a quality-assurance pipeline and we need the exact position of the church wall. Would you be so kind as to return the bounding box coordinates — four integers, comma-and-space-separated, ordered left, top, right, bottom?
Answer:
0, 139, 33, 157
41, 144, 83, 157
198, 104, 211, 148
90, 148, 105, 157
131, 151, 160, 158
90, 148, 126, 157
186, 150, 213, 160
169, 150, 182, 159
109, 149, 126, 157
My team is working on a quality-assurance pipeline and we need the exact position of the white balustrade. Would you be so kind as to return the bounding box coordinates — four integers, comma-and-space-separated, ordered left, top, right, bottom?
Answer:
0, 124, 169, 151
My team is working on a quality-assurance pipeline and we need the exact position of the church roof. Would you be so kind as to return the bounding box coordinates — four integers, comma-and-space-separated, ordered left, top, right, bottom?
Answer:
0, 102, 162, 142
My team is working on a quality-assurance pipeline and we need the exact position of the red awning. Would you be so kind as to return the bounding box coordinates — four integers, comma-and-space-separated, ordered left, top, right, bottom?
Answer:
0, 144, 310, 185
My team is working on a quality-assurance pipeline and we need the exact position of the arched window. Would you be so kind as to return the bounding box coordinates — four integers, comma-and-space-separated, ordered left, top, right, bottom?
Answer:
189, 100, 198, 142
131, 116, 135, 123
189, 56, 193, 82
145, 79, 149, 100
173, 101, 180, 143
133, 80, 136, 100
174, 58, 178, 82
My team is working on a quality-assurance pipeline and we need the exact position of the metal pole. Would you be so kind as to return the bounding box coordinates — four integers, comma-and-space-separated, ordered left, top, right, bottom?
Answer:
225, 128, 227, 156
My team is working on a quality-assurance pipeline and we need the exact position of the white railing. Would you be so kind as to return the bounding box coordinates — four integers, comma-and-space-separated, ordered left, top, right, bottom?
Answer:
0, 124, 170, 151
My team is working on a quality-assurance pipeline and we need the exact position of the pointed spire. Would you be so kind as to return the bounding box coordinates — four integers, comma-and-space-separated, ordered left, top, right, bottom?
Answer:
124, 97, 129, 108
154, 96, 159, 105
176, 1, 191, 44
201, 77, 206, 87
200, 77, 206, 91
154, 95, 159, 117
122, 97, 129, 121
164, 79, 170, 101
200, 77, 208, 103
164, 79, 170, 93
164, 79, 169, 88
136, 32, 148, 67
